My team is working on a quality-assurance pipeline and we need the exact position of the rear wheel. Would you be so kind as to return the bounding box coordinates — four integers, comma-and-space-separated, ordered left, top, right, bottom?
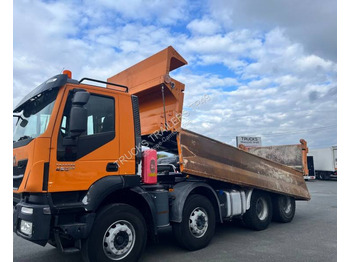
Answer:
173, 194, 216, 251
318, 172, 324, 180
81, 204, 147, 262
243, 190, 272, 231
272, 195, 295, 223
324, 172, 331, 180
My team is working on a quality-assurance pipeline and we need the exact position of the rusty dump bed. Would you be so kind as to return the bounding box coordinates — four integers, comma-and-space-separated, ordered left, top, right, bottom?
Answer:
178, 129, 310, 200
108, 46, 310, 201
241, 140, 309, 175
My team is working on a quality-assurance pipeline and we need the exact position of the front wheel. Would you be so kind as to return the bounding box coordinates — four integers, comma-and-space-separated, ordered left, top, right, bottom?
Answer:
81, 204, 147, 262
173, 194, 216, 251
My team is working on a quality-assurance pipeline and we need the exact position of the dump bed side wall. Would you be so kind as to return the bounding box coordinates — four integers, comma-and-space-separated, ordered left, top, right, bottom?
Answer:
178, 129, 310, 200
246, 145, 303, 171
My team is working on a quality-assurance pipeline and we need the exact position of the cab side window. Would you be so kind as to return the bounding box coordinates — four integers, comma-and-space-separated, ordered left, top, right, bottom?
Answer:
85, 95, 115, 135
57, 91, 115, 161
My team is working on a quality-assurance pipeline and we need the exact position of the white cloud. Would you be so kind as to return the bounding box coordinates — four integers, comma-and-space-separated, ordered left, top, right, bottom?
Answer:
94, 0, 189, 25
13, 0, 337, 149
187, 18, 221, 35
208, 0, 337, 62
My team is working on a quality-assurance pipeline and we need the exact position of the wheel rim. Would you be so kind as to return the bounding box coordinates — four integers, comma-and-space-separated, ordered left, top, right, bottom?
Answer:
281, 196, 292, 214
256, 198, 268, 221
189, 207, 209, 238
103, 220, 136, 260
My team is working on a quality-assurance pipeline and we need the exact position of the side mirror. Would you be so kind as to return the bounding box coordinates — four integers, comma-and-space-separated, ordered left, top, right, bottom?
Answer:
69, 90, 90, 138
20, 119, 28, 127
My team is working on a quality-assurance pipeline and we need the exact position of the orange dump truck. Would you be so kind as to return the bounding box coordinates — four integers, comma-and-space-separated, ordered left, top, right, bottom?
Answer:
13, 46, 310, 262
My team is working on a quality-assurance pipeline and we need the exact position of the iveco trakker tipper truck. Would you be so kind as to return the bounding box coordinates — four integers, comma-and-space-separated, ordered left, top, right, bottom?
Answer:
13, 46, 310, 262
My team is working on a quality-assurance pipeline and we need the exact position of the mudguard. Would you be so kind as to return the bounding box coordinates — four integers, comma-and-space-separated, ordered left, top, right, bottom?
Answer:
82, 175, 140, 211
169, 181, 223, 223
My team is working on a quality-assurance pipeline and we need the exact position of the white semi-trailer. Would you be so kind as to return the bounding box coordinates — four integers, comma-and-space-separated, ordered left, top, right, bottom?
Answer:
308, 146, 337, 180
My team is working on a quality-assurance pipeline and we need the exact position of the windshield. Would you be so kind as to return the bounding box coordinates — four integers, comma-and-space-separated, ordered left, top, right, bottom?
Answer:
13, 89, 59, 143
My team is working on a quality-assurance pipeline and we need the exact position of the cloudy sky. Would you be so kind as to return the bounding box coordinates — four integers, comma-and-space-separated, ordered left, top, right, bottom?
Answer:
13, 0, 337, 149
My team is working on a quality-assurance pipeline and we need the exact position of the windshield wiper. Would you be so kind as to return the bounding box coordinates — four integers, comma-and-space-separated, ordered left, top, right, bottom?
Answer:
17, 135, 32, 141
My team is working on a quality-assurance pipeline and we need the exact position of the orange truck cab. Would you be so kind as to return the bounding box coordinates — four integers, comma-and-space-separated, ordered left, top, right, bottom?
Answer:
13, 47, 308, 262
13, 72, 144, 245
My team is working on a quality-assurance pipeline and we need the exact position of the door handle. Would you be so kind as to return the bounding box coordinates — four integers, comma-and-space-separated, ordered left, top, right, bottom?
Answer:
106, 162, 119, 172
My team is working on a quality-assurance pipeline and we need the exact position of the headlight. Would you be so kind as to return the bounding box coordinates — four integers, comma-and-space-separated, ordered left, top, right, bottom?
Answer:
20, 220, 33, 236
21, 207, 33, 215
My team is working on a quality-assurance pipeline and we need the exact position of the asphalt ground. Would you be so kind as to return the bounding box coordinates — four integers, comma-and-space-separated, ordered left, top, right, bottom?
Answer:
13, 180, 337, 262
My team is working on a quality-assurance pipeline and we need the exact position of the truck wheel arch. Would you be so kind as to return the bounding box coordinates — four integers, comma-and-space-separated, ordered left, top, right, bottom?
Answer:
169, 182, 223, 223
82, 175, 140, 211
82, 176, 158, 236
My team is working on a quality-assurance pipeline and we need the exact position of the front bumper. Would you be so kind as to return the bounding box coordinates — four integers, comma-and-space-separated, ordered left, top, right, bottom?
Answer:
13, 202, 51, 246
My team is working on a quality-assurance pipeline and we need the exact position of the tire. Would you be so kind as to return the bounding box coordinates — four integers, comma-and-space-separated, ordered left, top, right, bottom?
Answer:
243, 190, 272, 231
319, 172, 324, 180
172, 194, 216, 251
81, 204, 147, 262
272, 195, 296, 223
324, 172, 330, 180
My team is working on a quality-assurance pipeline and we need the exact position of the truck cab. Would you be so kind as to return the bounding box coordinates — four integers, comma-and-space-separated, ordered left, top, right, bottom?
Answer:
13, 72, 143, 242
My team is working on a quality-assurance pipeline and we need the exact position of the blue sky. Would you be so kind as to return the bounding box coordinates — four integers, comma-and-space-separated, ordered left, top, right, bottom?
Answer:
13, 0, 337, 149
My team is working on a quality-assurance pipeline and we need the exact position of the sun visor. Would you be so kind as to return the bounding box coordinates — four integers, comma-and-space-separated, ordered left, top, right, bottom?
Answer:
14, 74, 69, 113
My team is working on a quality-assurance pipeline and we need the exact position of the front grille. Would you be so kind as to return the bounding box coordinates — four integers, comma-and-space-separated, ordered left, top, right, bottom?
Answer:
13, 159, 28, 189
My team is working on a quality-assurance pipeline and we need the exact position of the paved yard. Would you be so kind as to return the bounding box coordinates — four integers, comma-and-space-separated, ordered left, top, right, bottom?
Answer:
13, 180, 337, 262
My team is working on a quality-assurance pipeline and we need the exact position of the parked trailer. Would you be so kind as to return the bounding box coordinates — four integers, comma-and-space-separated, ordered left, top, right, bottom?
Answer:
308, 146, 337, 180
13, 46, 310, 262
239, 140, 316, 180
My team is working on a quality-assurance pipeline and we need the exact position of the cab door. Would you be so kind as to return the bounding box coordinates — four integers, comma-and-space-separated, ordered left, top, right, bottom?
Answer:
48, 85, 120, 192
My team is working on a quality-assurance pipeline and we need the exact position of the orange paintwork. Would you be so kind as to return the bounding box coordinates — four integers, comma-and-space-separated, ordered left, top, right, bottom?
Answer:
47, 83, 135, 192
24, 138, 51, 192
14, 46, 188, 194
13, 86, 66, 193
107, 46, 187, 136
13, 82, 136, 194
300, 139, 309, 176
13, 141, 34, 193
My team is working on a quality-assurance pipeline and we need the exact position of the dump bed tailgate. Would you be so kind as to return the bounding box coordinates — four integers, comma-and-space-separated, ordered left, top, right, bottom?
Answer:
178, 129, 310, 200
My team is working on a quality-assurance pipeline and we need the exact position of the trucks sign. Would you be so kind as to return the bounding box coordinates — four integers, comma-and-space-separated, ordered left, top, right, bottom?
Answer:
236, 136, 262, 147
